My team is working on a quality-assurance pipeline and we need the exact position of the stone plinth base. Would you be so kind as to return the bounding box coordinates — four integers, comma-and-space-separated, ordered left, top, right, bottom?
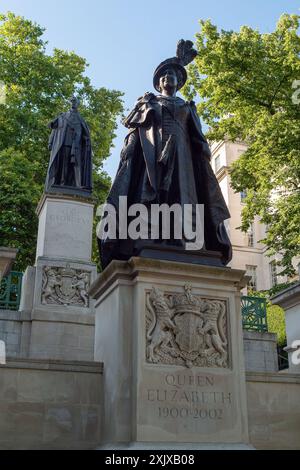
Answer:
36, 193, 94, 262
18, 192, 97, 362
90, 257, 250, 446
19, 256, 97, 361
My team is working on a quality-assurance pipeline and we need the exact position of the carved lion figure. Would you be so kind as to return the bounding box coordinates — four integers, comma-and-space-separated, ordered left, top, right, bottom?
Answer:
146, 287, 176, 363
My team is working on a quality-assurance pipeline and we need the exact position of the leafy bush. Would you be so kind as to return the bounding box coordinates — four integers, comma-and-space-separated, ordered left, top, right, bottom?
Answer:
266, 304, 286, 346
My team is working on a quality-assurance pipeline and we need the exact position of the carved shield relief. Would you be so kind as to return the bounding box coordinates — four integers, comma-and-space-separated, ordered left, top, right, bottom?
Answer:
145, 285, 229, 368
174, 313, 205, 354
55, 274, 76, 301
41, 265, 90, 307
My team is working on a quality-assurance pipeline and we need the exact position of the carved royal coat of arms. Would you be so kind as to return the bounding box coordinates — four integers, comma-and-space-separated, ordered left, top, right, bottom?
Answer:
41, 265, 90, 307
146, 285, 228, 368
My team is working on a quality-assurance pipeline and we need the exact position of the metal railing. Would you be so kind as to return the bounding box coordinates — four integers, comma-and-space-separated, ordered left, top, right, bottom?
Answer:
241, 295, 268, 332
277, 344, 289, 370
0, 271, 23, 311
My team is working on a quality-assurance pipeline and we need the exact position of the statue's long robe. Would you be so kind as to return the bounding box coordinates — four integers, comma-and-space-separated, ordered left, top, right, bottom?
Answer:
100, 93, 232, 268
45, 111, 92, 191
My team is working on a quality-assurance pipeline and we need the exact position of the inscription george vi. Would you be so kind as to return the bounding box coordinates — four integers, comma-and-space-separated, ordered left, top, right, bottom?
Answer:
48, 208, 90, 225
146, 285, 229, 368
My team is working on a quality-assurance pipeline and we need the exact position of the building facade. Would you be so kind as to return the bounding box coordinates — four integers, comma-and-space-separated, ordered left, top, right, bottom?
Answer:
210, 140, 289, 293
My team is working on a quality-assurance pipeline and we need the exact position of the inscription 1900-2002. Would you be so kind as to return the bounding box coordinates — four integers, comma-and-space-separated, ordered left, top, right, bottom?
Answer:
146, 374, 233, 421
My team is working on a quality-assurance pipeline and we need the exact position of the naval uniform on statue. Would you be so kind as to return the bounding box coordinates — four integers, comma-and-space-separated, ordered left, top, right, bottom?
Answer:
99, 40, 232, 269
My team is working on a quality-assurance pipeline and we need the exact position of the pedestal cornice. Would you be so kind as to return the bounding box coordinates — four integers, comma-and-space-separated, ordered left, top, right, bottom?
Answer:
90, 257, 248, 301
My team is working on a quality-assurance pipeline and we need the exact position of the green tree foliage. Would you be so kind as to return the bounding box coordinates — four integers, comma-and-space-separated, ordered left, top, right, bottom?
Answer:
0, 12, 123, 271
182, 14, 300, 275
0, 148, 41, 269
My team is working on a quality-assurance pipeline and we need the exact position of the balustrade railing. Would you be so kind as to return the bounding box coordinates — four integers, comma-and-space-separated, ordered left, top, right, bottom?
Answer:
0, 271, 23, 310
241, 295, 268, 332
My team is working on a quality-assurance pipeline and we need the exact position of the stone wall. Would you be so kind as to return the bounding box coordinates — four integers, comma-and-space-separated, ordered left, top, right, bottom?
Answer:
0, 310, 22, 357
0, 359, 299, 449
0, 358, 103, 449
243, 331, 278, 373
246, 371, 300, 449
0, 309, 95, 361
0, 307, 279, 373
28, 312, 95, 361
1, 311, 299, 449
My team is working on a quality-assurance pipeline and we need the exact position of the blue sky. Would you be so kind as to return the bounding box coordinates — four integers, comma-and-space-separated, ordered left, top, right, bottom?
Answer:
1, 0, 299, 177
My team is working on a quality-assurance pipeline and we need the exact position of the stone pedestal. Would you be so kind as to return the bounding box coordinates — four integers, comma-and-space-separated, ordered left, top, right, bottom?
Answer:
243, 331, 279, 373
271, 283, 300, 373
90, 257, 250, 447
35, 194, 94, 262
19, 193, 97, 361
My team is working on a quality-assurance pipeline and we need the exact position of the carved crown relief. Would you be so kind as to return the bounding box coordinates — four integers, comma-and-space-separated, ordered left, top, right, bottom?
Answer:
146, 285, 229, 368
41, 265, 90, 307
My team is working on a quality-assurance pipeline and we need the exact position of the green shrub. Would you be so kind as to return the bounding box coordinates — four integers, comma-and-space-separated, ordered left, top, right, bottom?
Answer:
266, 304, 286, 346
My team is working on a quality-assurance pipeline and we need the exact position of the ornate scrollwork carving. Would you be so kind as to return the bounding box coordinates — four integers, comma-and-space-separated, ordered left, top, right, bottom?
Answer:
146, 285, 228, 368
41, 264, 90, 307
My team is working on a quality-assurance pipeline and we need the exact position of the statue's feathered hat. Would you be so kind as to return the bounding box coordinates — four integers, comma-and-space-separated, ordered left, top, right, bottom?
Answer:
153, 39, 197, 92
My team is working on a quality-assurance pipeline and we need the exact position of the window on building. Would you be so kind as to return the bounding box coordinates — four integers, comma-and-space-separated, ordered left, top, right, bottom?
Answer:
270, 260, 278, 287
247, 224, 254, 247
240, 190, 247, 202
246, 265, 257, 292
215, 154, 221, 172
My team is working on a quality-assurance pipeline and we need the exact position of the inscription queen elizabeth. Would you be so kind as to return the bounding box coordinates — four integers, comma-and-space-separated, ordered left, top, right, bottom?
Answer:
146, 285, 229, 368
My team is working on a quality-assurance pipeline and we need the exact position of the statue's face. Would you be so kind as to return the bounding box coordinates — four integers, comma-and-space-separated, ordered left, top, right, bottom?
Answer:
70, 96, 79, 110
159, 68, 178, 92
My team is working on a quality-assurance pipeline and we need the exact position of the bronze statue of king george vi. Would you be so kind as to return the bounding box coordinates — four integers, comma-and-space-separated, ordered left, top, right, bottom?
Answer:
45, 96, 92, 197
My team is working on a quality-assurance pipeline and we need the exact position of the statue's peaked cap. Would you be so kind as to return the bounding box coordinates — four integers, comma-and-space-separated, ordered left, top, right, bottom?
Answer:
153, 39, 197, 92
